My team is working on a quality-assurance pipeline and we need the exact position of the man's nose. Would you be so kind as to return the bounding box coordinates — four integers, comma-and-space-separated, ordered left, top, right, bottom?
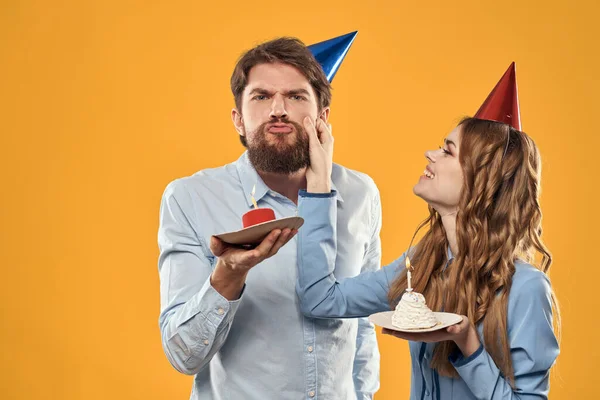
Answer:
269, 94, 288, 119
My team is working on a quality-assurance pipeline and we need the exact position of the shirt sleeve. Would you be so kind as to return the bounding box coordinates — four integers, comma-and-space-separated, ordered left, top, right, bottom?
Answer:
353, 186, 383, 399
449, 271, 559, 399
158, 180, 243, 375
296, 190, 402, 318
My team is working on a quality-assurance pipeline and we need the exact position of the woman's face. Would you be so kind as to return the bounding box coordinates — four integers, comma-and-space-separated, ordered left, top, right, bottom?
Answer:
413, 126, 464, 215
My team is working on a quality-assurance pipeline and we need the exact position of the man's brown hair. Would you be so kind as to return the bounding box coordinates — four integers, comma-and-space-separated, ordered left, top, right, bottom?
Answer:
230, 37, 332, 114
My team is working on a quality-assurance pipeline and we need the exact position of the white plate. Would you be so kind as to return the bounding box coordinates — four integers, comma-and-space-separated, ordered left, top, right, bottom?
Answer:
214, 216, 304, 245
368, 311, 463, 333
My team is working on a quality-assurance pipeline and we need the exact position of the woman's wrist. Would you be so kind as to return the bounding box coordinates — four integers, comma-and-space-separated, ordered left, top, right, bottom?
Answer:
306, 181, 331, 193
454, 323, 481, 358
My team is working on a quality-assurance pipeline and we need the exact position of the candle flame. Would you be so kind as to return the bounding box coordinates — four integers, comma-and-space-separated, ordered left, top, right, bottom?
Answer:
405, 256, 411, 269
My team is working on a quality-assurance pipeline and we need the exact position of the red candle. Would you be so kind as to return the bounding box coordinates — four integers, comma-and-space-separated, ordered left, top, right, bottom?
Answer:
242, 208, 276, 228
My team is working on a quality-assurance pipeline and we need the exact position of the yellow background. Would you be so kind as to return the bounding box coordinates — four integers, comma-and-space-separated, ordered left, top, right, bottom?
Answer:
1, 0, 596, 398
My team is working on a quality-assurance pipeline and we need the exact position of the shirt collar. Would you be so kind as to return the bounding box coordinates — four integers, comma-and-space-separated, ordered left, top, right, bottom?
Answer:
447, 246, 454, 262
234, 151, 343, 208
442, 246, 455, 272
331, 180, 343, 202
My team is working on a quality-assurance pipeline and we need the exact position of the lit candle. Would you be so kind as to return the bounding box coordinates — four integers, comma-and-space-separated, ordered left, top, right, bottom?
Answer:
405, 256, 413, 291
251, 184, 258, 209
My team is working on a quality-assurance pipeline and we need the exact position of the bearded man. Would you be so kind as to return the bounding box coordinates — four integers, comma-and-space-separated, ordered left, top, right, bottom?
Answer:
157, 35, 383, 400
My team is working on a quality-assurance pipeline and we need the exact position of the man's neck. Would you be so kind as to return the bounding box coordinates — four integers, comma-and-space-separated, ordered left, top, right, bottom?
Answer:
257, 168, 307, 205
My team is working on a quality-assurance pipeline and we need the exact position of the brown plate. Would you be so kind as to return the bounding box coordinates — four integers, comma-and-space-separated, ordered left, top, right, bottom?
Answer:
214, 216, 304, 246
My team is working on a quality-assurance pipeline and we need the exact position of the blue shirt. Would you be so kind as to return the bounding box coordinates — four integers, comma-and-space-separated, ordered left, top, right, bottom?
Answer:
296, 190, 559, 400
157, 152, 383, 400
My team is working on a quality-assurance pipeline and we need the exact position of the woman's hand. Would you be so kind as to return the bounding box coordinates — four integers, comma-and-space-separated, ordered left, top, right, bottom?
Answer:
382, 315, 481, 358
304, 116, 333, 193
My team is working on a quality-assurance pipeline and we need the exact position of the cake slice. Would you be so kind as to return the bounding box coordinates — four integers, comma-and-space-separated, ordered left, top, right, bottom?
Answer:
391, 290, 438, 329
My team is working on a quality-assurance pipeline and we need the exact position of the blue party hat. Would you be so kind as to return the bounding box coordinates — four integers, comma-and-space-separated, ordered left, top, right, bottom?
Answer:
308, 31, 358, 82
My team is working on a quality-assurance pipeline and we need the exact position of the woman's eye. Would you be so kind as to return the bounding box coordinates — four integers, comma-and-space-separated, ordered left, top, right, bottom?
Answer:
439, 146, 451, 155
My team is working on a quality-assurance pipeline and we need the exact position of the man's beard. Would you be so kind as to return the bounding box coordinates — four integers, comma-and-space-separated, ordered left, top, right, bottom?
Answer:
245, 118, 311, 174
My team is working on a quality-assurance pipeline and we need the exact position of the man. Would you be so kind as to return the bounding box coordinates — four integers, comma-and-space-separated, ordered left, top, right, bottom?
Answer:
158, 34, 382, 399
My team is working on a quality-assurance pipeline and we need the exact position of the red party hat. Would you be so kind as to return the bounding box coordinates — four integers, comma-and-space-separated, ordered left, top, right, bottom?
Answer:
474, 62, 521, 131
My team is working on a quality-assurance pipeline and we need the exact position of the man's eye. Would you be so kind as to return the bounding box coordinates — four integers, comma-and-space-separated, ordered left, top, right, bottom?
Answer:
253, 95, 267, 100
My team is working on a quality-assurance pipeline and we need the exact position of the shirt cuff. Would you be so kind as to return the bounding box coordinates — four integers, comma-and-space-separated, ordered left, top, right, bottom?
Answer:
298, 189, 337, 198
200, 280, 245, 329
449, 343, 485, 367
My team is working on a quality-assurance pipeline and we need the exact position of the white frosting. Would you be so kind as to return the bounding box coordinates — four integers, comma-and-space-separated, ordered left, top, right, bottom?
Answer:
391, 291, 438, 329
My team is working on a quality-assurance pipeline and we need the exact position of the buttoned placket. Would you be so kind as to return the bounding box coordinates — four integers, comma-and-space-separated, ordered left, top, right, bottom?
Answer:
419, 256, 453, 400
267, 190, 317, 399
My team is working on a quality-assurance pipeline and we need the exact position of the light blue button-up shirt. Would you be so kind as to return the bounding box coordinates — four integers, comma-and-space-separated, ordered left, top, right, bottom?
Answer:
296, 191, 559, 400
158, 152, 382, 399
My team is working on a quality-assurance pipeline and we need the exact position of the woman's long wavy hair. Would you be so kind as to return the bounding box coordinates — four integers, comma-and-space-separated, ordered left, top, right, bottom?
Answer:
387, 117, 560, 385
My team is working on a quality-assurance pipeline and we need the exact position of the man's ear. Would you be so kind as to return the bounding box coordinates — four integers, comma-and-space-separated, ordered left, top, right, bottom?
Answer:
231, 108, 244, 136
319, 107, 330, 123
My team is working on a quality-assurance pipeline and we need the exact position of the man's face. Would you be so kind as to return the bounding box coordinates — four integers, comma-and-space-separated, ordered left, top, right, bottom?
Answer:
232, 62, 328, 174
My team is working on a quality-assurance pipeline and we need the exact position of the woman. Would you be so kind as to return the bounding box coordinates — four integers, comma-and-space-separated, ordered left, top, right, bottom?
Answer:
295, 112, 560, 399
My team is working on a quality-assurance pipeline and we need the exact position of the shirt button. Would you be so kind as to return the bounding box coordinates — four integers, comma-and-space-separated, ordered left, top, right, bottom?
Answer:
307, 346, 313, 353
308, 391, 315, 397
217, 308, 224, 315
203, 340, 209, 345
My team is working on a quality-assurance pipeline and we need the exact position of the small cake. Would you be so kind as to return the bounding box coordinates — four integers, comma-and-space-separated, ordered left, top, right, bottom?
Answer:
391, 290, 438, 330
242, 208, 276, 228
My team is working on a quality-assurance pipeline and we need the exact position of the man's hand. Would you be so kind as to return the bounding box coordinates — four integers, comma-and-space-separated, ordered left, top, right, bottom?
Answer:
304, 116, 333, 193
210, 228, 296, 274
209, 228, 297, 300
